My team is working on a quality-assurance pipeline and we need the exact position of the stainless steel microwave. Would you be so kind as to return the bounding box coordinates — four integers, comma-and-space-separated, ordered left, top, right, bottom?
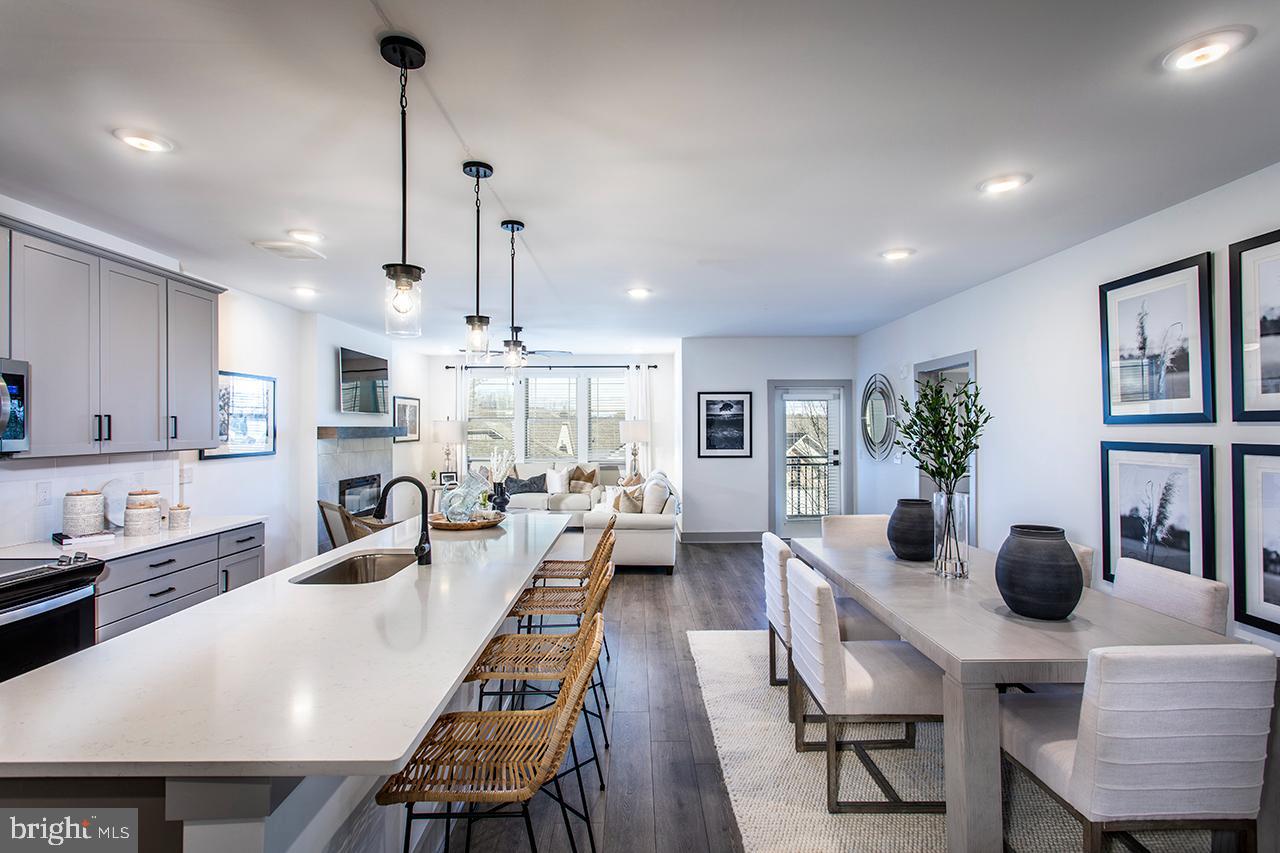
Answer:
0, 357, 30, 453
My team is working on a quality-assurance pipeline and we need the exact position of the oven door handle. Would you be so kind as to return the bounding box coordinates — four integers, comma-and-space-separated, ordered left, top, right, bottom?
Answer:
0, 585, 94, 628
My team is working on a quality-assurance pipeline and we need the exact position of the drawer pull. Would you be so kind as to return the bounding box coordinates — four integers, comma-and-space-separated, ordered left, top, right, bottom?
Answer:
148, 586, 177, 598
148, 558, 177, 569
234, 536, 255, 544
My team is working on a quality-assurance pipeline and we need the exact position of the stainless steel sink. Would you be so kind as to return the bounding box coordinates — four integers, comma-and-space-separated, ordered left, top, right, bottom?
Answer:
291, 553, 417, 585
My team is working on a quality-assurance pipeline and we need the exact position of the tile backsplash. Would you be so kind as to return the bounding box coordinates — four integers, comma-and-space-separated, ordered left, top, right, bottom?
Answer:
0, 453, 179, 548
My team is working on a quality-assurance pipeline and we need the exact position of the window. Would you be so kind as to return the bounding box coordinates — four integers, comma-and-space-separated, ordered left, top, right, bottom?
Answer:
466, 375, 514, 463
588, 375, 627, 461
525, 375, 577, 460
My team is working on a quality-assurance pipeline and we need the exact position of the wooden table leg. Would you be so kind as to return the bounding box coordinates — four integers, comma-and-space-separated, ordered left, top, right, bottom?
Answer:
943, 675, 1003, 853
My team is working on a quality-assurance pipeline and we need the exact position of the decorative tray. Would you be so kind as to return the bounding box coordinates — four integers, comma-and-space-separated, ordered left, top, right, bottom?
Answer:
428, 512, 506, 531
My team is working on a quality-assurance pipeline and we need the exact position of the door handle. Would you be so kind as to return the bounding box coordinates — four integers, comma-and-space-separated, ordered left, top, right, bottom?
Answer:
220, 569, 228, 593
93, 414, 102, 442
103, 414, 112, 441
148, 586, 177, 598
170, 415, 178, 440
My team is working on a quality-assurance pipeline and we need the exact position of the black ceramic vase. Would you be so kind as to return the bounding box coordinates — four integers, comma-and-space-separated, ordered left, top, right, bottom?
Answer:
994, 524, 1083, 620
887, 499, 934, 561
491, 481, 511, 513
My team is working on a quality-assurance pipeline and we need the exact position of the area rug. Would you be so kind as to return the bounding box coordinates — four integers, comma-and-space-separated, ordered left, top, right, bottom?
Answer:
687, 630, 1210, 853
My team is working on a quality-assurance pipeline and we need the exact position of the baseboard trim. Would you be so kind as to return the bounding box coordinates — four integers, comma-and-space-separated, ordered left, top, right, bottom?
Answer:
679, 530, 766, 544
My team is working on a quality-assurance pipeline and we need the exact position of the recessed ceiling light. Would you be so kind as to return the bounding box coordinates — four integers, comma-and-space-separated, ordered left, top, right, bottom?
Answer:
1163, 26, 1255, 71
287, 229, 325, 245
628, 287, 652, 300
111, 129, 174, 153
880, 247, 916, 262
978, 173, 1032, 195
292, 286, 318, 299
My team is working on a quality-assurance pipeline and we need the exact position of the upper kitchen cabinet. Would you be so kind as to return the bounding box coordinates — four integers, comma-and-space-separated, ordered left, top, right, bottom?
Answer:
9, 233, 101, 457
0, 228, 10, 356
166, 281, 218, 451
100, 262, 168, 453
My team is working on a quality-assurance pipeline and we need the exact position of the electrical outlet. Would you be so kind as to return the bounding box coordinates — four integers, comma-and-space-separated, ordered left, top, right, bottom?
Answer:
35, 481, 52, 507
179, 465, 194, 485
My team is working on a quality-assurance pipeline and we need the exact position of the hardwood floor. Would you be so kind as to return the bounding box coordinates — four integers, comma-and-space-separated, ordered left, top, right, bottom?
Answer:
454, 542, 764, 853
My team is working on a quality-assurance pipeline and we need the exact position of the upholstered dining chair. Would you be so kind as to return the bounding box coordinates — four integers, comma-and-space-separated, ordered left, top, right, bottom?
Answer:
999, 644, 1277, 852
1069, 542, 1095, 588
785, 558, 945, 814
1111, 556, 1229, 634
762, 533, 898, 694
820, 514, 890, 548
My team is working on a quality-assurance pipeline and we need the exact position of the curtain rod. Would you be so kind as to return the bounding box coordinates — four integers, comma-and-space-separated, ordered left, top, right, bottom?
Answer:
445, 364, 658, 371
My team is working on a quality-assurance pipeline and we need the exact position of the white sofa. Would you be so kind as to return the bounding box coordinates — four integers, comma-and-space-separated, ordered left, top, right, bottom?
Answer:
583, 492, 678, 572
499, 461, 622, 527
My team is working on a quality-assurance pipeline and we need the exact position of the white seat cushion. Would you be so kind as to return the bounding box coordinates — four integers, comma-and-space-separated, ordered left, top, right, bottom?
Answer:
999, 691, 1082, 803
506, 493, 549, 510
835, 597, 900, 642
547, 492, 591, 512
825, 640, 944, 717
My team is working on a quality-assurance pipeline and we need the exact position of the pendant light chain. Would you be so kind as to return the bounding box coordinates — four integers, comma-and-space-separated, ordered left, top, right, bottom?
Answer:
398, 65, 408, 265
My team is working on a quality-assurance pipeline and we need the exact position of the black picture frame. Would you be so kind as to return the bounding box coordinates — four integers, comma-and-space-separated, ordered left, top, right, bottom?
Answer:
1232, 443, 1280, 637
697, 391, 753, 458
392, 395, 420, 443
439, 471, 459, 486
1098, 252, 1215, 424
1100, 441, 1215, 583
200, 371, 277, 460
1229, 227, 1280, 422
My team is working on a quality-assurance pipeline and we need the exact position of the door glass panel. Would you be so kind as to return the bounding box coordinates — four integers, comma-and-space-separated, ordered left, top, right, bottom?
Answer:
784, 398, 831, 519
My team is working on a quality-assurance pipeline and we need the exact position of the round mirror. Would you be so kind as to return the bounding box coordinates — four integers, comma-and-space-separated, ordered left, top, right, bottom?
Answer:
861, 374, 897, 459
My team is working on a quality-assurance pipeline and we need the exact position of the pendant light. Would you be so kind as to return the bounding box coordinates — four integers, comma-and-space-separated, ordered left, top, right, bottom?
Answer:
500, 219, 528, 375
379, 35, 427, 338
462, 161, 494, 362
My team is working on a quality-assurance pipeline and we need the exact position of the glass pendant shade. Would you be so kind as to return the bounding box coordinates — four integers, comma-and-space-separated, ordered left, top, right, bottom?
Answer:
384, 263, 424, 338
464, 314, 490, 363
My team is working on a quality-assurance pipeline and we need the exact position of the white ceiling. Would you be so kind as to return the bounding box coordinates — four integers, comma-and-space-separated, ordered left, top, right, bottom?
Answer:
2, 0, 1279, 354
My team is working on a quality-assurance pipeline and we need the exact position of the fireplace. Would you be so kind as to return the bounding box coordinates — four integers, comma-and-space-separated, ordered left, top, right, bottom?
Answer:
339, 474, 382, 517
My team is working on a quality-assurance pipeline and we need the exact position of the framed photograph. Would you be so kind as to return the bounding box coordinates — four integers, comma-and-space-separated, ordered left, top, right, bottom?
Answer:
392, 395, 420, 443
1229, 228, 1280, 421
439, 471, 459, 486
1100, 441, 1214, 583
698, 392, 752, 458
1099, 253, 1214, 424
200, 371, 276, 460
1232, 444, 1280, 637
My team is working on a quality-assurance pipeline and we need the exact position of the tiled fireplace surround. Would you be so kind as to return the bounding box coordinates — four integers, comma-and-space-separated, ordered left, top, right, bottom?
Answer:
316, 436, 393, 552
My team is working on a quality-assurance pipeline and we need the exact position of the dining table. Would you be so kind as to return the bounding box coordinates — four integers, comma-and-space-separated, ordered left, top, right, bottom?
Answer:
790, 537, 1280, 853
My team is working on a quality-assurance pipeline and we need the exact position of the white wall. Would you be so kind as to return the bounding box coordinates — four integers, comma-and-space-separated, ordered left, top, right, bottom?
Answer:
853, 161, 1280, 651
389, 344, 432, 520
680, 336, 857, 538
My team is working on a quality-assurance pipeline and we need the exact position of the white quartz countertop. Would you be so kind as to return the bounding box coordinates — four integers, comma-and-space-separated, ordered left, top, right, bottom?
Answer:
0, 512, 568, 777
0, 515, 268, 564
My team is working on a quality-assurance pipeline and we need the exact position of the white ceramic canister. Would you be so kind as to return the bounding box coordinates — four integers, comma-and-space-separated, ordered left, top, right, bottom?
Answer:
126, 489, 161, 508
62, 490, 106, 537
168, 504, 192, 531
123, 502, 161, 537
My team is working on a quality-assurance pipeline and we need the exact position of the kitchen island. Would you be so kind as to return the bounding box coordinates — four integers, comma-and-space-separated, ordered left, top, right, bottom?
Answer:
0, 511, 570, 852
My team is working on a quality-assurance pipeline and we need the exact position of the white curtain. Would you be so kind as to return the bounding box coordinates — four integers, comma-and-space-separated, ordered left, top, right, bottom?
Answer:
626, 365, 653, 475
454, 362, 469, 468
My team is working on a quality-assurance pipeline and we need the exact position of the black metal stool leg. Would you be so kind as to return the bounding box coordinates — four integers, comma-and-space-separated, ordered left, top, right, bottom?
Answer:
580, 708, 606, 789
594, 660, 611, 709
569, 737, 599, 853
553, 776, 579, 853
444, 801, 451, 852
402, 803, 413, 853
521, 802, 538, 853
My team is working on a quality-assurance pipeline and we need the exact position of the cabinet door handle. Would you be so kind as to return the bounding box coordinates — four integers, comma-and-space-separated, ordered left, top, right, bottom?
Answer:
220, 569, 228, 593
148, 586, 177, 598
170, 416, 178, 440
148, 558, 176, 569
235, 536, 254, 544
93, 414, 102, 442
103, 414, 112, 441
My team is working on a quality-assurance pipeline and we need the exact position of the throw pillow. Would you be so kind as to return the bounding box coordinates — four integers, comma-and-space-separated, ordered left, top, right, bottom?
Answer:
616, 485, 644, 513
642, 480, 670, 514
544, 468, 570, 495
568, 465, 597, 494
621, 473, 645, 487
504, 473, 546, 496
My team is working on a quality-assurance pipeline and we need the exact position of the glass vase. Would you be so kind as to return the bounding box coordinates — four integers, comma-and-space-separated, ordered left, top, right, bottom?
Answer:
440, 471, 490, 522
932, 491, 969, 579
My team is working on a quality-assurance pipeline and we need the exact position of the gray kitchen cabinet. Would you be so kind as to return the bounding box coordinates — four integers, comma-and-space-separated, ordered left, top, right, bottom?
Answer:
166, 280, 218, 450
100, 261, 168, 452
9, 233, 101, 457
218, 547, 263, 593
0, 228, 9, 356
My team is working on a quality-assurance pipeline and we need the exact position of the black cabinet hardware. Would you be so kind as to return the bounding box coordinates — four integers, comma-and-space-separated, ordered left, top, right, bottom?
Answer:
148, 558, 176, 569
103, 414, 112, 441
148, 586, 176, 598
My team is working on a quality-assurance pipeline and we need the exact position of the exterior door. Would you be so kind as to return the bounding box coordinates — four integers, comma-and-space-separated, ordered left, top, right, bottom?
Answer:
775, 387, 844, 539
9, 234, 101, 457
100, 262, 168, 452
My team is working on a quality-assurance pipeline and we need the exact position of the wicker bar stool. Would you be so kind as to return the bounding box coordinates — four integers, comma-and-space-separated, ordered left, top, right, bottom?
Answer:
467, 560, 616, 789
532, 515, 616, 585
377, 615, 605, 853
